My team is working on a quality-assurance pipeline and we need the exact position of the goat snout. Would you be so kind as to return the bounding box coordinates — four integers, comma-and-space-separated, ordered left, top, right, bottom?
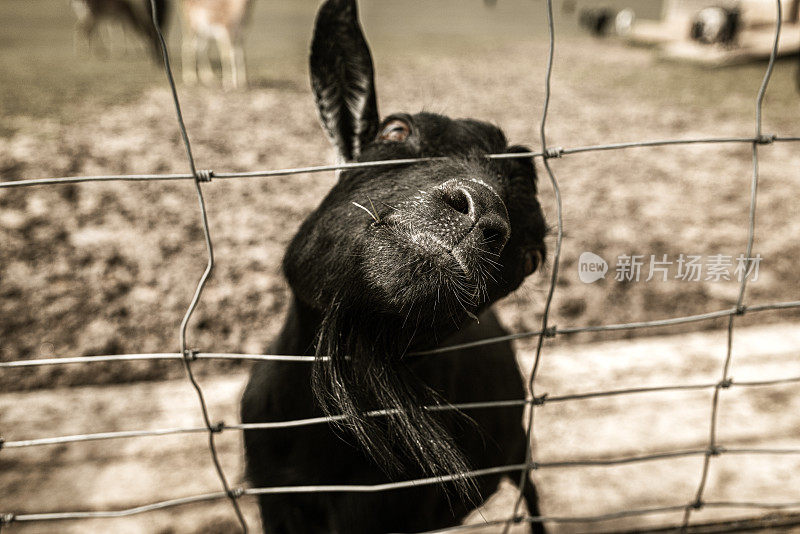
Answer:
435, 179, 510, 255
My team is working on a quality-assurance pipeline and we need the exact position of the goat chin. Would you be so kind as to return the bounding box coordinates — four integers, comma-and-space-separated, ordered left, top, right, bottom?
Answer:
311, 301, 479, 500
366, 234, 494, 323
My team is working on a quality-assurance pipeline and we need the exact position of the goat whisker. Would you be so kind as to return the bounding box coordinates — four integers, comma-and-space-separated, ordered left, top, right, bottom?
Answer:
352, 201, 381, 223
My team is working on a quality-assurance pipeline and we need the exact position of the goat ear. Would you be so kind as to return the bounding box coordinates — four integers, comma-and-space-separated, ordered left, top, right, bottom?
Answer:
310, 0, 379, 162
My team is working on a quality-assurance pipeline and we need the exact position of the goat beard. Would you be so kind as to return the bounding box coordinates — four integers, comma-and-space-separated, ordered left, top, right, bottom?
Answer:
310, 297, 478, 502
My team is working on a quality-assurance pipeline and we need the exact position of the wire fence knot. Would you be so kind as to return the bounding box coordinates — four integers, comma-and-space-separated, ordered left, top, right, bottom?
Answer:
210, 421, 225, 434
543, 325, 557, 338
735, 304, 747, 316
0, 514, 14, 526
532, 393, 549, 406
718, 378, 733, 389
544, 146, 564, 159
182, 349, 199, 362
690, 499, 704, 510
227, 487, 245, 499
755, 134, 776, 145
194, 169, 214, 182
707, 445, 724, 456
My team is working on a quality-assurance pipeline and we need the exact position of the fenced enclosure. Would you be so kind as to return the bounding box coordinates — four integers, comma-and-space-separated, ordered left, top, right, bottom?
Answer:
1, 0, 800, 532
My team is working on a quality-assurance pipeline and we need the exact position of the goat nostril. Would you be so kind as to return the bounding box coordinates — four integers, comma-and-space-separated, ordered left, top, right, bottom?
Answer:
479, 219, 510, 252
442, 188, 471, 216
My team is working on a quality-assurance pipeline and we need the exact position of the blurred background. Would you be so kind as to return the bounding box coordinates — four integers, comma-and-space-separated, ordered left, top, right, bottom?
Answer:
1, 0, 799, 532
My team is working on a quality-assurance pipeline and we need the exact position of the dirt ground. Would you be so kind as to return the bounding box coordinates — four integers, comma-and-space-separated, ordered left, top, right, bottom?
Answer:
3, 323, 800, 533
1, 0, 800, 532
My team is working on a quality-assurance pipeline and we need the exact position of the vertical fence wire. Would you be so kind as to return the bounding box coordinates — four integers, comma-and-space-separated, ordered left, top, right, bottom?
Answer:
147, 1, 247, 531
680, 0, 782, 530
504, 0, 563, 530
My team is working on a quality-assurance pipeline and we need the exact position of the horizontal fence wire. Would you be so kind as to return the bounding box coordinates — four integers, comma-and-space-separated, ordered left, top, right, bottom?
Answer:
0, 352, 317, 367
2, 0, 799, 532
3, 299, 800, 368
2, 135, 798, 189
4, 372, 800, 449
7, 471, 800, 529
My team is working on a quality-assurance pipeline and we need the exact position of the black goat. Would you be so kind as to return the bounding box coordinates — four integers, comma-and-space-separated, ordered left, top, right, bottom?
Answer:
241, 0, 548, 532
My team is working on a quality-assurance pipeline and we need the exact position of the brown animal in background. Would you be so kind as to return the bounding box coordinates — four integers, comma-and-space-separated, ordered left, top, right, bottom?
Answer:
69, 0, 169, 60
178, 0, 252, 89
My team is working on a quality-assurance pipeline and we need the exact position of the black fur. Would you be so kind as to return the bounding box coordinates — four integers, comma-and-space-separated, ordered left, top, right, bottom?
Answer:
310, 0, 378, 161
241, 1, 548, 532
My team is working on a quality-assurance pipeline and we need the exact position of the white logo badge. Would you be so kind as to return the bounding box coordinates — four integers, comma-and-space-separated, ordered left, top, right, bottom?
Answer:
578, 252, 608, 283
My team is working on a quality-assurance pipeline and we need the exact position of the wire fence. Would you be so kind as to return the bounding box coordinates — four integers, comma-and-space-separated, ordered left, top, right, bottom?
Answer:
1, 0, 799, 532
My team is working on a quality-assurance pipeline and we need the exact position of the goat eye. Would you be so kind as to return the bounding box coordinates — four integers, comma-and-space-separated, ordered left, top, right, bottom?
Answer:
379, 119, 411, 142
523, 250, 543, 276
